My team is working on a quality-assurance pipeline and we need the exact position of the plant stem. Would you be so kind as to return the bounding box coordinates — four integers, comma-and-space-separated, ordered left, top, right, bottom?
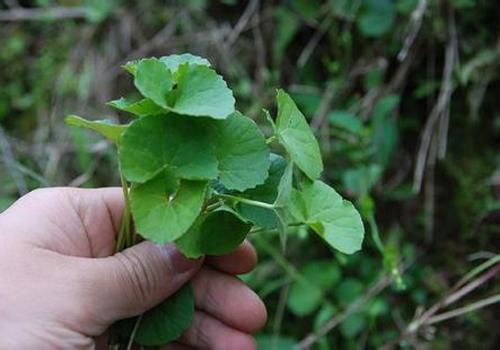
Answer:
115, 173, 132, 252
126, 314, 144, 350
216, 193, 274, 209
367, 212, 385, 254
426, 293, 500, 326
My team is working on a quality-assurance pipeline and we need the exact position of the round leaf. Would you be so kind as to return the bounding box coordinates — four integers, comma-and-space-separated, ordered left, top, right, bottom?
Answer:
159, 53, 210, 72
213, 112, 270, 191
116, 284, 194, 346
177, 208, 251, 258
165, 64, 235, 119
134, 58, 174, 108
120, 114, 218, 183
130, 172, 208, 243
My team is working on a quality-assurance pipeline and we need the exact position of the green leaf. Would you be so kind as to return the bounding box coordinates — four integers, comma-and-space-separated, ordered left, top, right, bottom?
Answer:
116, 284, 194, 346
357, 0, 396, 37
371, 95, 399, 168
335, 278, 364, 305
177, 208, 251, 258
130, 171, 208, 243
237, 154, 287, 229
329, 110, 364, 134
107, 97, 164, 117
288, 261, 341, 316
159, 53, 210, 72
256, 335, 299, 350
290, 180, 364, 254
276, 90, 323, 180
213, 112, 270, 191
340, 313, 366, 338
120, 114, 218, 183
274, 160, 293, 207
65, 115, 127, 144
134, 58, 174, 108
166, 64, 235, 119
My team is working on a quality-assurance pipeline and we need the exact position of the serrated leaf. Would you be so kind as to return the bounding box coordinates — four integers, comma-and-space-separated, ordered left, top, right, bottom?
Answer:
177, 208, 251, 258
116, 284, 194, 346
165, 64, 235, 119
107, 97, 164, 117
130, 171, 208, 243
65, 115, 127, 144
213, 112, 270, 191
237, 154, 286, 229
134, 58, 174, 108
276, 90, 323, 180
120, 114, 218, 183
288, 260, 341, 316
159, 53, 210, 72
290, 180, 364, 254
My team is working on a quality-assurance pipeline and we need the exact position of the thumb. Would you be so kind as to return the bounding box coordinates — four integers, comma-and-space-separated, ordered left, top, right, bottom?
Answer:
80, 241, 202, 323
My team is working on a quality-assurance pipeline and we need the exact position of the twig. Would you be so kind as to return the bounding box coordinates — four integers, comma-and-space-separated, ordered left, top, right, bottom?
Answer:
272, 282, 290, 350
297, 13, 334, 68
108, 20, 178, 78
381, 263, 499, 349
398, 0, 428, 61
0, 6, 88, 21
299, 273, 393, 349
226, 0, 260, 47
426, 293, 500, 326
413, 9, 458, 192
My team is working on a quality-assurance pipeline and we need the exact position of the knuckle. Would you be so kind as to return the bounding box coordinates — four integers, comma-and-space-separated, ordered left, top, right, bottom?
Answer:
114, 250, 157, 304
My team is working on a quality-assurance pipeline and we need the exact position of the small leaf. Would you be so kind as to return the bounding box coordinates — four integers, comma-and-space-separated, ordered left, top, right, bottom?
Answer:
134, 58, 174, 108
237, 154, 287, 229
256, 335, 299, 350
357, 0, 396, 37
159, 53, 210, 72
65, 115, 127, 144
130, 171, 208, 243
166, 64, 235, 119
116, 284, 194, 346
275, 90, 323, 180
290, 180, 364, 254
287, 260, 341, 316
177, 208, 251, 258
213, 112, 270, 191
107, 97, 164, 117
120, 114, 218, 183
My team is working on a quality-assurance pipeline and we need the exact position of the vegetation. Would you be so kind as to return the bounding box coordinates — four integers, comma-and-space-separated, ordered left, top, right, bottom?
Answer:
0, 0, 499, 349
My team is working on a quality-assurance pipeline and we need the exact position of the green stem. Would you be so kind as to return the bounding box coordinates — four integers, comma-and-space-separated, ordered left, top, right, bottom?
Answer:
115, 174, 132, 252
216, 193, 274, 210
367, 212, 385, 254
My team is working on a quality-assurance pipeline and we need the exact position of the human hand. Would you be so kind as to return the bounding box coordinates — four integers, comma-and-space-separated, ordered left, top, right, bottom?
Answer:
0, 188, 266, 349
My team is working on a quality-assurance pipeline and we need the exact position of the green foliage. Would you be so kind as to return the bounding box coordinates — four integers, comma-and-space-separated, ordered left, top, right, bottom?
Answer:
4, 1, 498, 348
116, 284, 194, 345
65, 53, 365, 346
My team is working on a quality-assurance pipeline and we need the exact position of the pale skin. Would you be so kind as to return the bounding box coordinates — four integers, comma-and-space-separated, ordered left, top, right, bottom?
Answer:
0, 187, 267, 349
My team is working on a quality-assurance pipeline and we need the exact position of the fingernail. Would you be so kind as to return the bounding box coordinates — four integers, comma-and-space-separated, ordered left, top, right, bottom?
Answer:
160, 243, 201, 273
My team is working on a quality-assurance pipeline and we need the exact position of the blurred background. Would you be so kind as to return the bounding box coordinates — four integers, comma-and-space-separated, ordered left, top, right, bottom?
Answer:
0, 0, 499, 348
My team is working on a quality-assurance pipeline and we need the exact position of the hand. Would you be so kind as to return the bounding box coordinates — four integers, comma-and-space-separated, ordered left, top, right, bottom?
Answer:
0, 188, 266, 349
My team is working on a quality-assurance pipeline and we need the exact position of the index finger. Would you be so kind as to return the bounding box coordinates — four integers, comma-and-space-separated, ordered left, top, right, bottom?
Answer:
205, 240, 257, 275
